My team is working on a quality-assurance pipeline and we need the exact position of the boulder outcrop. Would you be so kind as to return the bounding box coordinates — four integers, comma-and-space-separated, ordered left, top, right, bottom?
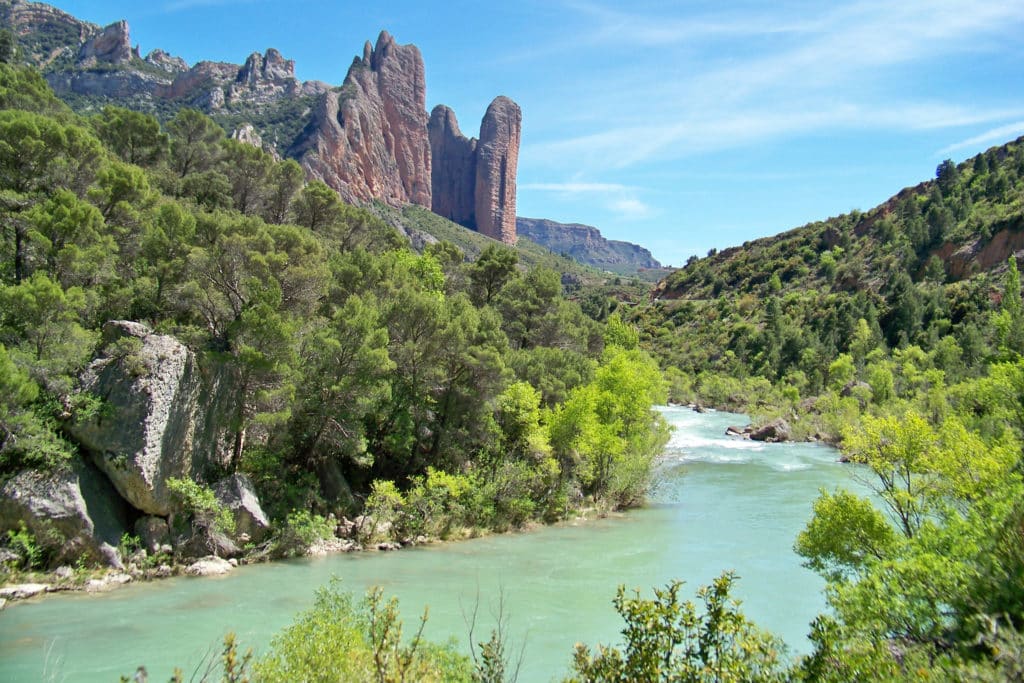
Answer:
66, 321, 234, 516
291, 31, 432, 207
748, 418, 792, 443
474, 96, 521, 244
214, 474, 271, 543
0, 459, 132, 568
185, 555, 234, 576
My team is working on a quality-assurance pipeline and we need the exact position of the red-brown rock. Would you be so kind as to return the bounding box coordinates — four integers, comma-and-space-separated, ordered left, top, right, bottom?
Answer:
474, 96, 521, 244
428, 105, 477, 227
291, 31, 432, 208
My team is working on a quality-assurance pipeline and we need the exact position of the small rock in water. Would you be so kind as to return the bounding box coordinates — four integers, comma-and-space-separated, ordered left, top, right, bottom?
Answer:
376, 541, 400, 551
186, 556, 234, 576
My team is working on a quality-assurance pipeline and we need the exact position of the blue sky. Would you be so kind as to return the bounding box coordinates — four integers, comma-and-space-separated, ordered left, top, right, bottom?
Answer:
54, 0, 1024, 267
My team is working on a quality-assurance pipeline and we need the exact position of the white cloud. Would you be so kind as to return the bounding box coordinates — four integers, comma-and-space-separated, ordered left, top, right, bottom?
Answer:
937, 121, 1024, 157
609, 197, 653, 220
520, 180, 653, 220
518, 0, 1024, 174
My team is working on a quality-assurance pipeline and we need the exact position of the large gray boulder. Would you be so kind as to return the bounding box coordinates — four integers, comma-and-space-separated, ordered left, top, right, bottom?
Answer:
748, 418, 792, 443
214, 473, 271, 543
0, 459, 131, 568
67, 321, 234, 516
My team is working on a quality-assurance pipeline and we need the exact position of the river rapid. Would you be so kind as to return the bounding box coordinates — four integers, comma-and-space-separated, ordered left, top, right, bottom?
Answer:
0, 406, 861, 681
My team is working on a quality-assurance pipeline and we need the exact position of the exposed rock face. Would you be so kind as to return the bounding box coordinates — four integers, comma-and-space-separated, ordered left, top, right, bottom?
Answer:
228, 48, 303, 106
214, 474, 271, 543
0, 459, 132, 567
516, 217, 663, 271
10, 3, 325, 121
474, 96, 521, 244
935, 223, 1024, 280
428, 105, 477, 227
78, 19, 131, 67
230, 122, 280, 159
160, 60, 237, 107
66, 321, 233, 516
145, 49, 188, 74
14, 3, 523, 239
135, 516, 170, 554
427, 98, 523, 245
291, 31, 431, 207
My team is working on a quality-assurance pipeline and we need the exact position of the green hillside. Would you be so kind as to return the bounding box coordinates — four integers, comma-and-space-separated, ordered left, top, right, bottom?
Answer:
633, 137, 1024, 412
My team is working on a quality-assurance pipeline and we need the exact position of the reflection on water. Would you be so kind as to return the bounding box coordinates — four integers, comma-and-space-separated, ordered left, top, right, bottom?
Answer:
0, 406, 860, 682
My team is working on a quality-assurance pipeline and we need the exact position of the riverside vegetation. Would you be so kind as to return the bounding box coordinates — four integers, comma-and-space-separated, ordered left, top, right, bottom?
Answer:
4, 28, 1024, 681
0, 54, 669, 580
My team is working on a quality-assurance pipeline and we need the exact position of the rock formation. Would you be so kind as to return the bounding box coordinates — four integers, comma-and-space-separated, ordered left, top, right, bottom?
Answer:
144, 48, 188, 74
77, 19, 131, 67
474, 97, 521, 243
9, 3, 523, 241
516, 217, 663, 272
428, 105, 477, 228
0, 459, 131, 567
427, 99, 522, 244
290, 31, 432, 207
214, 474, 271, 543
66, 321, 234, 516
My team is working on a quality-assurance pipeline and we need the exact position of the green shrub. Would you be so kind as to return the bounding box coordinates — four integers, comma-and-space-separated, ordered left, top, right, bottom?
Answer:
166, 477, 235, 535
4, 523, 42, 571
253, 580, 472, 682
269, 509, 334, 558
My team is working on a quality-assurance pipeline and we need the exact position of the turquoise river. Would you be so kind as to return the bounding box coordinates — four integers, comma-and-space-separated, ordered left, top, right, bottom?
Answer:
0, 406, 865, 681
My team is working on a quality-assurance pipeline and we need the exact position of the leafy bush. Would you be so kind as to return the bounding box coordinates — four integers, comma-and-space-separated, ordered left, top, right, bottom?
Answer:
3, 523, 42, 571
166, 477, 235, 535
253, 580, 473, 682
269, 509, 334, 558
568, 573, 786, 682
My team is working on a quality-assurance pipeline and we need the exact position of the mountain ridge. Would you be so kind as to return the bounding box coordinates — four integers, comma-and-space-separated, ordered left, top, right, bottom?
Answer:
1, 0, 522, 243
515, 216, 663, 274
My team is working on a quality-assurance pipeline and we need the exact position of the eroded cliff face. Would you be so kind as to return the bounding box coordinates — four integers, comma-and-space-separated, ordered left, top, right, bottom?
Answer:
290, 31, 431, 207
3, 2, 329, 113
516, 217, 663, 271
428, 105, 477, 227
10, 2, 523, 241
475, 97, 521, 244
427, 98, 522, 244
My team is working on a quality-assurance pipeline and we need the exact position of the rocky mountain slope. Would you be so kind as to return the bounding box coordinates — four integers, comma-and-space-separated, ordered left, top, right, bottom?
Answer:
1, 0, 522, 243
516, 216, 662, 274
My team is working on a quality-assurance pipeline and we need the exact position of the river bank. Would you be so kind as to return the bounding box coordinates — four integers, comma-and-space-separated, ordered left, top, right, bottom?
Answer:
0, 406, 860, 682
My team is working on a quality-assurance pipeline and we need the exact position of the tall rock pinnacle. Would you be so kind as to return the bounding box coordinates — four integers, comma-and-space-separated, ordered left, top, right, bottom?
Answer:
291, 32, 520, 242
291, 31, 432, 207
474, 97, 521, 244
429, 97, 522, 244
